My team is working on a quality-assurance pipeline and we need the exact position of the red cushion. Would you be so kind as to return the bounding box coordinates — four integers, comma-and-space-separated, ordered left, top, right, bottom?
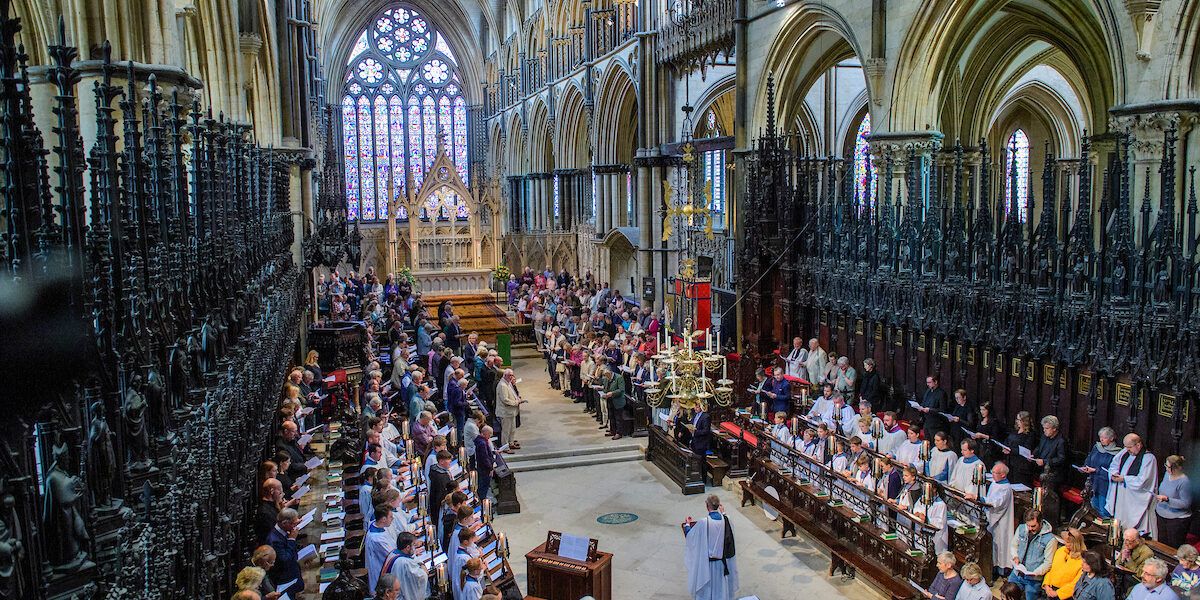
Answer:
719, 421, 759, 447
1062, 487, 1084, 504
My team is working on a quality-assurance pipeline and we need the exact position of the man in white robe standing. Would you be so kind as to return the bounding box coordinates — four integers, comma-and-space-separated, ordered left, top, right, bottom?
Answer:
784, 337, 809, 381
684, 495, 739, 600
1106, 433, 1159, 537
949, 439, 986, 496
804, 338, 829, 386
967, 461, 1014, 578
381, 532, 429, 600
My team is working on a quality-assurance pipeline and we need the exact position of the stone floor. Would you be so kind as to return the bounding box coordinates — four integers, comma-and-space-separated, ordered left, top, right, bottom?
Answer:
495, 348, 881, 600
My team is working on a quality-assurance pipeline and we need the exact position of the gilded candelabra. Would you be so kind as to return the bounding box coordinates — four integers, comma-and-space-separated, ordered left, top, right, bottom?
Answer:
644, 318, 733, 410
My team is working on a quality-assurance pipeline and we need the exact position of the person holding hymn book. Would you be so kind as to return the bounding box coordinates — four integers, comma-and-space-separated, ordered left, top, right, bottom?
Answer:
946, 389, 979, 446
914, 486, 950, 554
796, 428, 820, 460
764, 368, 792, 415
966, 462, 1015, 579
1107, 433, 1160, 537
366, 504, 398, 593
950, 439, 984, 494
1155, 455, 1192, 549
928, 432, 958, 483
447, 504, 479, 557
917, 374, 952, 440
806, 383, 836, 425
831, 439, 852, 474
1006, 509, 1057, 600
683, 495, 739, 600
249, 545, 279, 600
970, 402, 1008, 467
1000, 411, 1037, 487
856, 419, 878, 451
877, 457, 903, 501
830, 394, 858, 438
784, 337, 809, 381
852, 455, 876, 490
954, 563, 992, 600
378, 488, 416, 537
265, 509, 303, 594
1041, 528, 1085, 599
379, 532, 429, 600
922, 552, 963, 600
1080, 427, 1119, 518
814, 424, 834, 464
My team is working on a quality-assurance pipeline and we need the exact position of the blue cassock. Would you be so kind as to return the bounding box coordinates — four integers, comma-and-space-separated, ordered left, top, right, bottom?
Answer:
770, 379, 791, 413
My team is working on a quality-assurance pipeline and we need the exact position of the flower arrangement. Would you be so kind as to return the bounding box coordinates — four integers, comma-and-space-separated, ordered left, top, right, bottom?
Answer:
397, 267, 418, 291
492, 265, 511, 281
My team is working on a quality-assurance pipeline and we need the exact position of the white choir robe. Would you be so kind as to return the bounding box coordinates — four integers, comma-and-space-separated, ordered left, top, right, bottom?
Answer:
784, 348, 809, 380
806, 397, 833, 424
928, 449, 958, 483
386, 507, 417, 538
769, 424, 792, 464
365, 521, 398, 593
1105, 450, 1159, 536
449, 545, 482, 600
359, 483, 375, 523
382, 422, 401, 443
983, 480, 1015, 574
833, 406, 858, 438
796, 439, 823, 464
684, 512, 740, 600
805, 349, 829, 384
831, 453, 852, 474
852, 470, 877, 514
949, 456, 984, 495
895, 441, 924, 469
912, 497, 950, 554
878, 428, 907, 456
454, 574, 484, 600
896, 483, 919, 530
382, 551, 429, 600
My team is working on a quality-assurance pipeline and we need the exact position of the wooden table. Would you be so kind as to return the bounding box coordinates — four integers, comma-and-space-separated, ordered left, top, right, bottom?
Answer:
525, 542, 613, 600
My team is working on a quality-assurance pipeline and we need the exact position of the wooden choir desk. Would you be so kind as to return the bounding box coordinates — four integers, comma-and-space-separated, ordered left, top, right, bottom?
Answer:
525, 541, 613, 600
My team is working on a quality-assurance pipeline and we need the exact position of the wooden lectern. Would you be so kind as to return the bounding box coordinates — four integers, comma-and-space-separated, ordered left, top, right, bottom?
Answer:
524, 532, 612, 600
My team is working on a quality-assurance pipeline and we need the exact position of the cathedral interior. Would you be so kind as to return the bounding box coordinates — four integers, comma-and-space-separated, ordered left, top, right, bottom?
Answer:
3, 0, 1200, 598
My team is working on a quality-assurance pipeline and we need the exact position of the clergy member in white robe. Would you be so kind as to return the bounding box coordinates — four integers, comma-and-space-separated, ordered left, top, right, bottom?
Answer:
949, 439, 986, 496
805, 339, 829, 385
878, 413, 907, 456
784, 337, 809, 381
365, 512, 398, 593
805, 384, 835, 424
928, 432, 958, 483
1105, 433, 1159, 537
684, 496, 739, 600
381, 533, 429, 600
971, 462, 1014, 576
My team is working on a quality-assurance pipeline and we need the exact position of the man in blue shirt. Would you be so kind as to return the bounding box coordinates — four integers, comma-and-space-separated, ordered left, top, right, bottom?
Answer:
1128, 559, 1181, 600
764, 369, 792, 415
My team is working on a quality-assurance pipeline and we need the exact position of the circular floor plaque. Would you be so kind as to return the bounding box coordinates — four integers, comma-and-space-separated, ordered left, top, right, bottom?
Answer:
596, 512, 639, 525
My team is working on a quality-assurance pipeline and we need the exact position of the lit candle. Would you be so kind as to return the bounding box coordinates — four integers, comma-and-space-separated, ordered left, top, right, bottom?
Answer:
450, 426, 457, 448
790, 417, 799, 436
483, 499, 492, 524
470, 471, 478, 496
458, 446, 467, 466
722, 356, 727, 379
437, 563, 447, 592
413, 457, 422, 484
428, 524, 437, 552
498, 532, 508, 558
402, 420, 409, 439
405, 439, 413, 462
418, 491, 427, 517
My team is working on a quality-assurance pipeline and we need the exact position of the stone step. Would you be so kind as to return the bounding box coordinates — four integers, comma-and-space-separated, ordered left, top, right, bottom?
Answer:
507, 449, 644, 473
504, 442, 644, 463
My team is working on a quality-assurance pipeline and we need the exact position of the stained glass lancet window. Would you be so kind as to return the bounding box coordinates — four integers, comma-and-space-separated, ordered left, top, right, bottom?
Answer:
853, 113, 875, 211
342, 5, 469, 221
699, 109, 727, 225
1005, 129, 1030, 223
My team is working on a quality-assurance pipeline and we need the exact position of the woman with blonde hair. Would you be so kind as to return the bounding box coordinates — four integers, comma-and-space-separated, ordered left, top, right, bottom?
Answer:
304, 349, 323, 389
1156, 454, 1193, 548
1001, 410, 1036, 486
235, 566, 266, 592
1042, 528, 1086, 598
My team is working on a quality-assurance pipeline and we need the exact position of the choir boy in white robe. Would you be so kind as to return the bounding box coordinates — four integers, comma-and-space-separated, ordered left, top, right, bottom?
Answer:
967, 462, 1014, 578
950, 439, 985, 495
927, 432, 958, 483
831, 439, 852, 474
784, 337, 809, 380
381, 533, 428, 600
1105, 433, 1159, 537
855, 419, 878, 452
365, 508, 397, 593
449, 527, 483, 600
805, 384, 836, 424
830, 395, 858, 438
684, 495, 740, 600
795, 429, 822, 462
769, 412, 792, 464
850, 455, 877, 515
912, 491, 950, 554
895, 428, 925, 469
878, 411, 907, 456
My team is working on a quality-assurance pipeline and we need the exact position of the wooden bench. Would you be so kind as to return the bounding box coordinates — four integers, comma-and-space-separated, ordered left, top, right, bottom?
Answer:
740, 480, 915, 600
706, 457, 729, 487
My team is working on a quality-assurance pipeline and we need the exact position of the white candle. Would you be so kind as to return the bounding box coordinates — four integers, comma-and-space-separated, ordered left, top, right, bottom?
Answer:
722, 357, 727, 379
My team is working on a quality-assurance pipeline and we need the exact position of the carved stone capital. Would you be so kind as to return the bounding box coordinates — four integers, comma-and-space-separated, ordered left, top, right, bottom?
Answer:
863, 58, 887, 106
239, 33, 264, 56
